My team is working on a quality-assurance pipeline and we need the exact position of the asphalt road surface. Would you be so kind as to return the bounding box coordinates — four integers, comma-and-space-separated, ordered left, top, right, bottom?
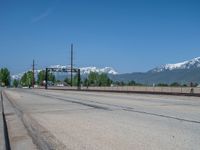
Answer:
3, 89, 200, 150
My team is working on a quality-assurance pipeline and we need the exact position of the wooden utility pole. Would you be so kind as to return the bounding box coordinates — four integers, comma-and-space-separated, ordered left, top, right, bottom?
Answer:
71, 44, 73, 87
32, 59, 35, 88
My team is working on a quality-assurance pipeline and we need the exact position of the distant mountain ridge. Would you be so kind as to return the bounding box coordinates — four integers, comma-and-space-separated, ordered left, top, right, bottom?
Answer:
112, 57, 200, 84
12, 57, 200, 85
149, 57, 200, 72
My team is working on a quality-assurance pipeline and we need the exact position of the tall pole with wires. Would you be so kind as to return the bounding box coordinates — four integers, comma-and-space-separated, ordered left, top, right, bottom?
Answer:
71, 44, 73, 87
32, 59, 35, 88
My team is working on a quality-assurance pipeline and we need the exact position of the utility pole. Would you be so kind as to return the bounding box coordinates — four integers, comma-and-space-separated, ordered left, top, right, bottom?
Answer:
32, 59, 35, 88
45, 68, 48, 89
77, 69, 81, 90
71, 44, 73, 87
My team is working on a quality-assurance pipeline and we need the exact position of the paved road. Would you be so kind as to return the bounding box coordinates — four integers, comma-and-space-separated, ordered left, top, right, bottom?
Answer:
3, 89, 200, 150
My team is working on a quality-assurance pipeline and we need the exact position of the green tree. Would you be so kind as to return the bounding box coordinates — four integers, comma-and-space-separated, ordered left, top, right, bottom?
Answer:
83, 78, 89, 87
64, 78, 70, 85
20, 72, 27, 86
37, 70, 56, 86
86, 72, 112, 86
72, 75, 78, 86
0, 68, 11, 86
27, 71, 33, 86
170, 82, 180, 87
13, 79, 19, 88
70, 75, 82, 86
37, 70, 45, 85
88, 72, 99, 86
48, 73, 55, 83
98, 73, 112, 86
128, 80, 136, 86
20, 71, 33, 87
157, 83, 168, 87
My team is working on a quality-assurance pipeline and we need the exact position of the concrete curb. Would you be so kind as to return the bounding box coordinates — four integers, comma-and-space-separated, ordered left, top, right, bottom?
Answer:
0, 91, 6, 150
2, 91, 37, 150
3, 90, 66, 150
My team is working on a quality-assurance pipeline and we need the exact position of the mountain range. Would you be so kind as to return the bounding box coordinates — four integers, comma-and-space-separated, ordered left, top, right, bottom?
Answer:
11, 66, 118, 80
111, 57, 200, 85
12, 57, 200, 85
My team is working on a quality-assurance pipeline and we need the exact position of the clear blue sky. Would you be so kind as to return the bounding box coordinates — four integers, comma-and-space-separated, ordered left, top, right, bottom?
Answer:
0, 0, 200, 74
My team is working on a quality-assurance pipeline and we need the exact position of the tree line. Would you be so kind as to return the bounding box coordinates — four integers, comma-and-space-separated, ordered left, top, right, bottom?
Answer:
0, 68, 11, 87
0, 67, 199, 88
0, 68, 56, 88
18, 71, 113, 87
16, 70, 55, 87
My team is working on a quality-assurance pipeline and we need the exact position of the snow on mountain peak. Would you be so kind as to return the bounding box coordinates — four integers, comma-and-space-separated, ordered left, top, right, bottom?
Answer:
80, 66, 118, 75
11, 66, 118, 80
49, 65, 68, 69
48, 65, 118, 75
150, 57, 200, 72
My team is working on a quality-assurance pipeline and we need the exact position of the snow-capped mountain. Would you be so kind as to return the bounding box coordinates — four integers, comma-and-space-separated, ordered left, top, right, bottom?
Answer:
113, 57, 200, 84
11, 66, 118, 80
49, 65, 118, 75
11, 73, 24, 80
150, 57, 200, 73
80, 67, 118, 75
11, 69, 42, 80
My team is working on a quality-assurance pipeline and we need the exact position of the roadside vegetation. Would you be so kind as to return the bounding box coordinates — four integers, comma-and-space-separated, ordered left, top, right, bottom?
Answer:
0, 68, 11, 87
0, 68, 199, 88
37, 70, 55, 86
20, 71, 34, 87
63, 72, 113, 87
83, 72, 113, 87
